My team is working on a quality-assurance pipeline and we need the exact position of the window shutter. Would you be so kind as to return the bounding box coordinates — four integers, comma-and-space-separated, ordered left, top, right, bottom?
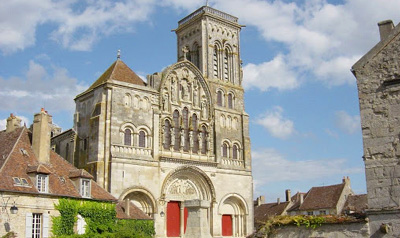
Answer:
25, 213, 33, 238
43, 213, 50, 238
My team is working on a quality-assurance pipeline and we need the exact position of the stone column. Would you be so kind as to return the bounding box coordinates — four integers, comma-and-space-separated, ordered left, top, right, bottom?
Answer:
184, 200, 212, 238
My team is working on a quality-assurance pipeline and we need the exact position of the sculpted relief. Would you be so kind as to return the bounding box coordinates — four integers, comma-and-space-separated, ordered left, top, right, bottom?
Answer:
168, 179, 198, 199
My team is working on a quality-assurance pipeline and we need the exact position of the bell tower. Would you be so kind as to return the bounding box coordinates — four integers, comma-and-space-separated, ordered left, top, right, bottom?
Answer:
175, 6, 243, 86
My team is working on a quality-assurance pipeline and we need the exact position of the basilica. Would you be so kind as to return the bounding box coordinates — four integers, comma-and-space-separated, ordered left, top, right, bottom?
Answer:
52, 5, 253, 237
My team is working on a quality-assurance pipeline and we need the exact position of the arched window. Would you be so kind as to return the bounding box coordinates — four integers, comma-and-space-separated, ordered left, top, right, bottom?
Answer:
228, 93, 233, 109
192, 43, 200, 69
66, 143, 70, 162
224, 51, 229, 81
217, 91, 223, 106
139, 131, 146, 148
183, 108, 189, 152
213, 46, 219, 78
124, 93, 131, 107
124, 129, 132, 146
232, 144, 238, 160
222, 142, 228, 158
192, 114, 198, 153
164, 120, 171, 150
173, 110, 180, 151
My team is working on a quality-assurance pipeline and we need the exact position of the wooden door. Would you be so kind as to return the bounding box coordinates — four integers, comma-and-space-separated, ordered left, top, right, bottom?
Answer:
222, 214, 233, 236
167, 201, 180, 237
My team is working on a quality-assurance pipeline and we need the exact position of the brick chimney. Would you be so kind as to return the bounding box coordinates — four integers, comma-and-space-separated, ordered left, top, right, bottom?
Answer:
32, 108, 52, 164
6, 113, 22, 132
378, 20, 395, 41
300, 193, 304, 205
285, 189, 291, 202
256, 195, 265, 206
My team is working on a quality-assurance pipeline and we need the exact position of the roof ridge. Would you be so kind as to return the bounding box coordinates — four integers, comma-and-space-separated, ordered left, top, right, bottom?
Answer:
0, 127, 25, 173
109, 59, 120, 81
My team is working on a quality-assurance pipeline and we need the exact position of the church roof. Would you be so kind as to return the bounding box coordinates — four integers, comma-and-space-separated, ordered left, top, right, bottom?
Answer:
82, 59, 145, 95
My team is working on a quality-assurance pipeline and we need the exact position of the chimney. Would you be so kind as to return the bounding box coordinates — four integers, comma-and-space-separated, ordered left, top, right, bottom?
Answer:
300, 193, 304, 205
378, 20, 394, 41
6, 113, 22, 132
277, 198, 280, 204
285, 189, 291, 202
125, 199, 130, 217
257, 195, 265, 206
32, 108, 52, 164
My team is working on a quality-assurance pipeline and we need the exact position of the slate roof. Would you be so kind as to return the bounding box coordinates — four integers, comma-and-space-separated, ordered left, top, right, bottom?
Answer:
298, 183, 345, 211
81, 59, 145, 96
254, 201, 290, 225
0, 127, 116, 201
116, 201, 152, 220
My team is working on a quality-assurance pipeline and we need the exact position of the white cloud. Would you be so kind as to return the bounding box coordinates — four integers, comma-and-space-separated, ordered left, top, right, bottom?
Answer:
335, 111, 361, 134
255, 106, 294, 139
252, 148, 364, 194
0, 60, 87, 114
0, 0, 157, 53
243, 54, 299, 91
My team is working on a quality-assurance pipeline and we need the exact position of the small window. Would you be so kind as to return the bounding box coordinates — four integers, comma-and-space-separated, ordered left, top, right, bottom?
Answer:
222, 143, 228, 158
37, 174, 48, 193
228, 93, 233, 109
307, 211, 313, 215
124, 129, 132, 146
217, 91, 223, 106
13, 177, 21, 185
21, 178, 29, 186
138, 131, 146, 148
232, 144, 238, 159
80, 179, 91, 198
320, 210, 327, 215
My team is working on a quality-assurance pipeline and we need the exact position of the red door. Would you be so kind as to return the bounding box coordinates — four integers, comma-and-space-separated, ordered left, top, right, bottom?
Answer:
167, 201, 180, 237
222, 214, 233, 236
167, 201, 189, 237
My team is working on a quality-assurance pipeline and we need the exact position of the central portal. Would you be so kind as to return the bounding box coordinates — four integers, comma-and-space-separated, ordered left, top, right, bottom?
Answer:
167, 201, 188, 237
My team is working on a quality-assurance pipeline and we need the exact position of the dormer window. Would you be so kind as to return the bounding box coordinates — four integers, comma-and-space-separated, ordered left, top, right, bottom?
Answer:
80, 179, 91, 198
36, 174, 48, 193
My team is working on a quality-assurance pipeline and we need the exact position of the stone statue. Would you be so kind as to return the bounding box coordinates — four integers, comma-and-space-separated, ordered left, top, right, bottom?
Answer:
193, 83, 198, 106
171, 78, 177, 102
162, 93, 169, 111
182, 46, 189, 60
201, 101, 207, 119
180, 129, 185, 148
189, 131, 194, 149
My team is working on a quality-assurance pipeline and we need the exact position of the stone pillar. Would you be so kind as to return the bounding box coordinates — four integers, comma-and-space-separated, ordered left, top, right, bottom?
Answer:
184, 200, 212, 238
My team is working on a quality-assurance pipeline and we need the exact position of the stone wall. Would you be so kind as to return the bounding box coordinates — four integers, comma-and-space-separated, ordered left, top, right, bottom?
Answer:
268, 222, 370, 238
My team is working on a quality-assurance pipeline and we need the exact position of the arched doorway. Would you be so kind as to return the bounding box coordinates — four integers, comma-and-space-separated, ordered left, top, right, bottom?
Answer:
161, 166, 215, 237
219, 194, 248, 237
120, 187, 157, 218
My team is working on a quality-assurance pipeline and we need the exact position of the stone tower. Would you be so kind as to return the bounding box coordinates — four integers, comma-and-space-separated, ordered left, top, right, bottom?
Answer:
352, 20, 400, 236
53, 5, 253, 238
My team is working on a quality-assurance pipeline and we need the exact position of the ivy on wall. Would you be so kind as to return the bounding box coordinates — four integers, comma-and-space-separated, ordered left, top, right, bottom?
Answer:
51, 198, 154, 238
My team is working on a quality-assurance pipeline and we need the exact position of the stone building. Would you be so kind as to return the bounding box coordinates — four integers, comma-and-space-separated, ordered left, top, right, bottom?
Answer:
53, 5, 253, 237
0, 111, 117, 237
352, 19, 400, 237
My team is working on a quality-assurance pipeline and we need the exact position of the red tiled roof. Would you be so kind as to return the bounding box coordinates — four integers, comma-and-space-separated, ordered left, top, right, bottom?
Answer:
0, 127, 116, 202
0, 127, 24, 171
69, 169, 94, 179
116, 201, 152, 220
298, 183, 345, 211
82, 59, 145, 95
254, 202, 290, 225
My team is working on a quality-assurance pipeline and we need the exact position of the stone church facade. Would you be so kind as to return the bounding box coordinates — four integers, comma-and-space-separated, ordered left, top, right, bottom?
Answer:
53, 6, 253, 237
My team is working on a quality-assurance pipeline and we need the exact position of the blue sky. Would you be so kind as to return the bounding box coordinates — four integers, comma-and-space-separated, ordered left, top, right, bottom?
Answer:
1, 0, 400, 202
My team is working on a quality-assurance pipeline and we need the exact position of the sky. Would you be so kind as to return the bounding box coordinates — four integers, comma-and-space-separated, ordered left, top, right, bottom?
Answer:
1, 0, 400, 203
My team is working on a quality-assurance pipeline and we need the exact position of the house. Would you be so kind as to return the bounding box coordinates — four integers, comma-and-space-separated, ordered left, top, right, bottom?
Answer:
254, 177, 367, 227
0, 110, 117, 237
